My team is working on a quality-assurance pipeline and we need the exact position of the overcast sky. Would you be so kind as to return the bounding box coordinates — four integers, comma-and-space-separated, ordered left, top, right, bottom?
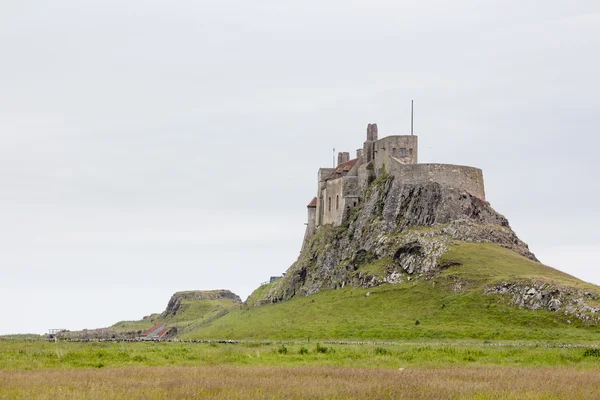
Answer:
1, 0, 599, 335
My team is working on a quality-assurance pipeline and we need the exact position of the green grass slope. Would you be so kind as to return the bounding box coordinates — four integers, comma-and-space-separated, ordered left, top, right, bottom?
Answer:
181, 242, 600, 342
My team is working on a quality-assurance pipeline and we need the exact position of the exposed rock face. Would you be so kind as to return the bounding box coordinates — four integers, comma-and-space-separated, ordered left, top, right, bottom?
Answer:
485, 281, 600, 322
264, 177, 536, 303
162, 290, 242, 318
356, 178, 535, 260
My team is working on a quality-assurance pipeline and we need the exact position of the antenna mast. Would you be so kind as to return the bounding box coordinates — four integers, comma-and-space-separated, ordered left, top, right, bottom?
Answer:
411, 100, 414, 136
333, 148, 335, 167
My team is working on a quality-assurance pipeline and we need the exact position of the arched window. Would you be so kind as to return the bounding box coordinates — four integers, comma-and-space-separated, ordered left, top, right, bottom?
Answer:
336, 195, 339, 210
328, 197, 332, 212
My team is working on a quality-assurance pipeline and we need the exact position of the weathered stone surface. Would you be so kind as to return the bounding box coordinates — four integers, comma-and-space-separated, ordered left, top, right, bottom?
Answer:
485, 280, 600, 322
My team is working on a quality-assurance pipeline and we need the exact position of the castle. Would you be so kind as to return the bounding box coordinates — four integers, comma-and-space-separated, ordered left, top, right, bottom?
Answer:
302, 123, 485, 248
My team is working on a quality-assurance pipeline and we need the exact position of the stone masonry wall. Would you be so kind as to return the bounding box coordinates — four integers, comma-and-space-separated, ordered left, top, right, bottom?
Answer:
301, 206, 317, 252
373, 136, 418, 174
316, 168, 335, 226
321, 177, 345, 226
389, 161, 486, 200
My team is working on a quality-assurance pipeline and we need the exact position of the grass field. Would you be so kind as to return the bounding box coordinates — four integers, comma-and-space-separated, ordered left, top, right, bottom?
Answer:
2, 340, 600, 370
1, 340, 600, 398
2, 365, 600, 399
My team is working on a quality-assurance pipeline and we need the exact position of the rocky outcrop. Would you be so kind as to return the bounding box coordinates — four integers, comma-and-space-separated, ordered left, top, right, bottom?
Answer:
262, 176, 536, 303
161, 290, 242, 318
485, 280, 600, 322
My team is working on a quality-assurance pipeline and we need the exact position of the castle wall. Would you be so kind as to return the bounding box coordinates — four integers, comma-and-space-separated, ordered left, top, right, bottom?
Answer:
301, 206, 317, 252
319, 176, 360, 226
358, 163, 375, 191
316, 168, 335, 227
373, 136, 418, 176
320, 177, 345, 226
312, 126, 485, 233
389, 161, 486, 200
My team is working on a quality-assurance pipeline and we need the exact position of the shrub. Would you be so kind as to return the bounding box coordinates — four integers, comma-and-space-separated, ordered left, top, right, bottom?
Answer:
316, 343, 331, 354
299, 347, 308, 355
374, 347, 389, 355
583, 348, 600, 358
415, 320, 420, 326
277, 345, 288, 355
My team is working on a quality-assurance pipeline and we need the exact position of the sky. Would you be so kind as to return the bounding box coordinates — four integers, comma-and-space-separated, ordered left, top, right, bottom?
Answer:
1, 0, 599, 335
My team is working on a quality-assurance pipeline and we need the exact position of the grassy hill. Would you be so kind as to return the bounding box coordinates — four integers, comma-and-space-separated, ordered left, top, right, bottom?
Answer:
179, 242, 600, 342
112, 290, 242, 335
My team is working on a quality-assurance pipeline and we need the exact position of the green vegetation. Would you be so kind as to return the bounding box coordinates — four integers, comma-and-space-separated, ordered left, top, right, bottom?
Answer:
163, 298, 238, 327
439, 242, 599, 292
246, 281, 278, 306
0, 334, 42, 340
2, 340, 600, 370
181, 242, 600, 342
111, 320, 154, 331
356, 256, 393, 278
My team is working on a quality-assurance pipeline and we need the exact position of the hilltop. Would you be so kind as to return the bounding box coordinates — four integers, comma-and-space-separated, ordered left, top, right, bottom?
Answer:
113, 290, 242, 335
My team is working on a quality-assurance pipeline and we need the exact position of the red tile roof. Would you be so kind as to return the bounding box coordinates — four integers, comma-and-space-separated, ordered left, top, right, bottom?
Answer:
307, 197, 317, 207
326, 158, 359, 180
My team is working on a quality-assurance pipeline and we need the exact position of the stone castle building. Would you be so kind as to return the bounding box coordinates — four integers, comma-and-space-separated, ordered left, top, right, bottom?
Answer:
302, 123, 485, 250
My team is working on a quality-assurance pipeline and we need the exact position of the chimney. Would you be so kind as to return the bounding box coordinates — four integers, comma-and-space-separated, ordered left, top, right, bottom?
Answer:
371, 123, 378, 141
367, 123, 379, 141
337, 152, 350, 166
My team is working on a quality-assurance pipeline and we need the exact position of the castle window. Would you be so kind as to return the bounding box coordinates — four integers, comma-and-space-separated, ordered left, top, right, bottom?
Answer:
399, 148, 407, 157
392, 147, 397, 155
409, 148, 413, 156
328, 197, 332, 212
336, 195, 339, 210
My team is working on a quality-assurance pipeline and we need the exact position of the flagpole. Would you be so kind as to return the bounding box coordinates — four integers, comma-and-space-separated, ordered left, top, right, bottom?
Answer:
411, 100, 414, 136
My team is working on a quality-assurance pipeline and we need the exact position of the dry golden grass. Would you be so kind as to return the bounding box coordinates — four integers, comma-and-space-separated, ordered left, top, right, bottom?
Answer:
1, 366, 599, 399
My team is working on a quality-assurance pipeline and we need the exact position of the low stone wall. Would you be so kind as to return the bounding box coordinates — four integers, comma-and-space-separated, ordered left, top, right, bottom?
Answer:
389, 161, 485, 200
